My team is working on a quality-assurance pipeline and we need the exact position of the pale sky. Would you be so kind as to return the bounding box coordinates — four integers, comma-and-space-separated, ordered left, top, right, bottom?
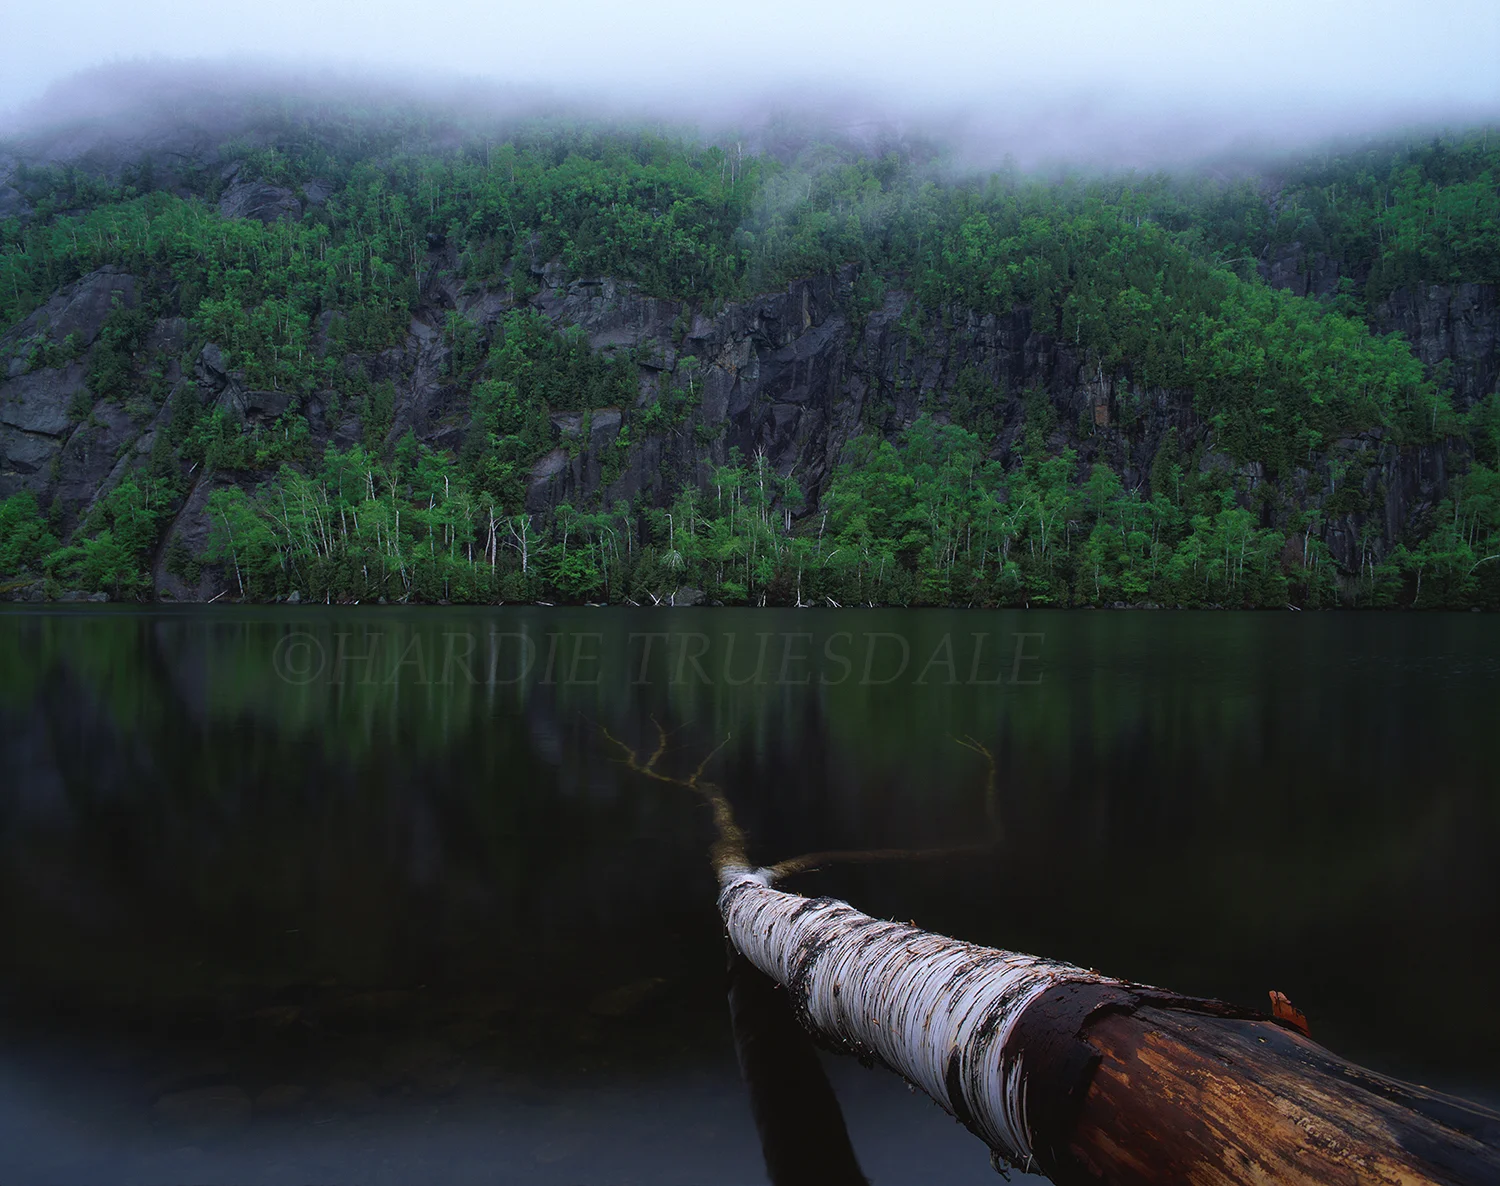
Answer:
2, 0, 1497, 161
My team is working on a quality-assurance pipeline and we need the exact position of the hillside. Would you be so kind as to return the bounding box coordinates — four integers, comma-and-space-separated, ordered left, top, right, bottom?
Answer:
2, 89, 1497, 608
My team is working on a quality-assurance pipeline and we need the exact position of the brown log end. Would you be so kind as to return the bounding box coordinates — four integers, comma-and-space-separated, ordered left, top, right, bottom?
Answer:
1057, 1005, 1500, 1186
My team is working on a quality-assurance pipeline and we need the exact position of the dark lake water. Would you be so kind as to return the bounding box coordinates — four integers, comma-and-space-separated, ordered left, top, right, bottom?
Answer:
2, 606, 1497, 1184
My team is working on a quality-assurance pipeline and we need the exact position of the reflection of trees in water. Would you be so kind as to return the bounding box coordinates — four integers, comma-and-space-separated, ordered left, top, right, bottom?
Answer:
1, 608, 1497, 1079
0, 616, 715, 1035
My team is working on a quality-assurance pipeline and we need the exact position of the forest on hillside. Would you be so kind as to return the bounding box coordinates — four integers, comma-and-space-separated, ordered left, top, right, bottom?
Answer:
1, 99, 1497, 608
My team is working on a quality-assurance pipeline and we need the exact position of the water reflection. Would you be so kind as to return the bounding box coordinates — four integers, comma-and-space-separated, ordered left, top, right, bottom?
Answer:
0, 606, 1496, 1182
729, 949, 867, 1186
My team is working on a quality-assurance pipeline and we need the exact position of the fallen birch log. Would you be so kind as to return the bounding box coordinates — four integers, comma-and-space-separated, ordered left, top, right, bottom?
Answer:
610, 726, 1500, 1184
721, 864, 1500, 1183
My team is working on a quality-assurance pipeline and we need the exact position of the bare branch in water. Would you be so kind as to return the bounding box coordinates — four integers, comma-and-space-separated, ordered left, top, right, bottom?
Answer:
601, 719, 749, 875
763, 843, 993, 883
953, 733, 1000, 832
603, 723, 999, 885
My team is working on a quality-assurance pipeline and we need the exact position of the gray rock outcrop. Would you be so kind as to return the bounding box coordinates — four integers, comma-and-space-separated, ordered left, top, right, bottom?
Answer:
217, 180, 301, 223
1377, 283, 1499, 412
0, 268, 143, 509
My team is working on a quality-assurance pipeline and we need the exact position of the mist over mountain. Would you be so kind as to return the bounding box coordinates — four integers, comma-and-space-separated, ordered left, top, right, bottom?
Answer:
4, 49, 1498, 174
1, 57, 1497, 610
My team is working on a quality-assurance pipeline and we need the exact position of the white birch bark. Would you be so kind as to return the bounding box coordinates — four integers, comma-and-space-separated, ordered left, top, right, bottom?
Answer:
719, 866, 1117, 1169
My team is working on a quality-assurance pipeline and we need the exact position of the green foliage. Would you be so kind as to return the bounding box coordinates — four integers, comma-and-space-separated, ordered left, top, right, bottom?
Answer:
1391, 462, 1500, 609
443, 310, 484, 376
487, 309, 636, 411
811, 417, 1309, 608
360, 380, 396, 451
1, 106, 1495, 607
44, 473, 172, 596
948, 365, 1002, 439
86, 301, 152, 402
0, 491, 58, 577
639, 362, 700, 435
201, 443, 516, 604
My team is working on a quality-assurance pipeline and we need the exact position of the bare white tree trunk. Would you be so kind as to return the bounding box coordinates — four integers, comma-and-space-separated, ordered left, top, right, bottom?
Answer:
719, 866, 1111, 1168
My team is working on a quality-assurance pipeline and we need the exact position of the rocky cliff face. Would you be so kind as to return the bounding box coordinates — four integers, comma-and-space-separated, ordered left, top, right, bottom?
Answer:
0, 253, 1483, 600
1256, 241, 1499, 414
1257, 241, 1347, 301
0, 268, 147, 525
1376, 283, 1499, 412
509, 264, 1192, 512
1247, 250, 1497, 574
506, 263, 1459, 580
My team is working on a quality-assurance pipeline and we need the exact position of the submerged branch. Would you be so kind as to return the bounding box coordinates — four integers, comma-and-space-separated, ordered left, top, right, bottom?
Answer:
601, 719, 748, 874
953, 733, 1000, 832
603, 723, 995, 884
763, 843, 992, 883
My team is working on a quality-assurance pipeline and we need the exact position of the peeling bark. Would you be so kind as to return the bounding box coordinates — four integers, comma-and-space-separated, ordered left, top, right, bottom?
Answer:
719, 868, 1500, 1183
721, 868, 1112, 1167
720, 866, 1119, 1172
